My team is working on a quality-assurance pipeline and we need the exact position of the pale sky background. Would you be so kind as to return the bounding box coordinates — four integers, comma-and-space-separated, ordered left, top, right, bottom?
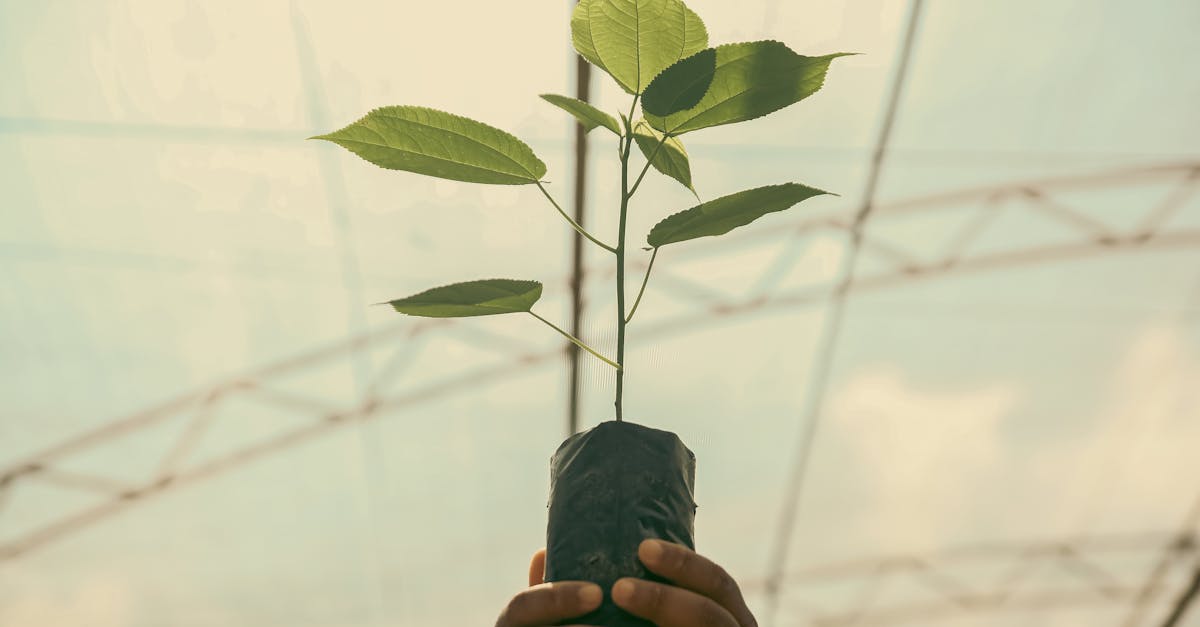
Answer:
1, 1, 1199, 626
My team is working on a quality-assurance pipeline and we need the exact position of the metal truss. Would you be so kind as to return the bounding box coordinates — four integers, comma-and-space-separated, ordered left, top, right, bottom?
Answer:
2, 159, 1198, 604
746, 530, 1200, 627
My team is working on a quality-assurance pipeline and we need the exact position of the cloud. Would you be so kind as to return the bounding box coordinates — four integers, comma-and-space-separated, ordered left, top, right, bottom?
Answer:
829, 365, 1021, 552
1022, 320, 1200, 536
1, 570, 133, 627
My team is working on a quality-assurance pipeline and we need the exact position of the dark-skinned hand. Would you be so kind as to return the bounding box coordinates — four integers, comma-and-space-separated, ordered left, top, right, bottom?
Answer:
494, 548, 601, 627
497, 540, 756, 627
612, 539, 757, 627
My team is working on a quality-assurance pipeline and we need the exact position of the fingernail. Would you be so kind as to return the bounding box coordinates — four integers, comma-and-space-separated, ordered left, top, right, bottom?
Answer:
578, 584, 602, 607
641, 539, 663, 564
612, 578, 637, 604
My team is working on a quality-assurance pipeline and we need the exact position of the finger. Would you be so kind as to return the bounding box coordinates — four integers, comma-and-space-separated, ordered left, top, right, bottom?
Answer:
612, 577, 738, 627
639, 540, 757, 627
528, 548, 547, 587
495, 581, 602, 627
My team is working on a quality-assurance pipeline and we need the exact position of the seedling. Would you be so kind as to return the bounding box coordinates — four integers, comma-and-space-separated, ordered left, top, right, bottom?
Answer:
313, 1, 845, 624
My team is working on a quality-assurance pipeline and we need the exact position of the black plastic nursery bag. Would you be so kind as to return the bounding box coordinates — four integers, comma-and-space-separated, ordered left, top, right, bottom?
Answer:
545, 420, 697, 627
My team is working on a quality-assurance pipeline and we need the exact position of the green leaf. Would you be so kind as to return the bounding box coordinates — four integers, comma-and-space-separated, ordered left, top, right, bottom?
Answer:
539, 94, 622, 135
633, 119, 696, 197
643, 42, 851, 135
312, 106, 546, 185
647, 183, 830, 247
384, 279, 543, 317
640, 48, 717, 117
572, 0, 708, 95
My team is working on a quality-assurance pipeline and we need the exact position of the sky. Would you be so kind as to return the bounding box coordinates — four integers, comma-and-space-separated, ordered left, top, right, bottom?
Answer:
1, 0, 1199, 626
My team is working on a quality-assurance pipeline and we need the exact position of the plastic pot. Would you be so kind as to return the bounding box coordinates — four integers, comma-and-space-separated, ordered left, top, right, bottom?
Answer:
545, 420, 697, 627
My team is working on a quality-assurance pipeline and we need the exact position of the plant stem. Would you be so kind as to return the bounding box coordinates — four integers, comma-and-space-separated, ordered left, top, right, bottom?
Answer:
627, 133, 669, 198
624, 247, 658, 324
614, 96, 639, 422
536, 181, 616, 254
529, 311, 620, 370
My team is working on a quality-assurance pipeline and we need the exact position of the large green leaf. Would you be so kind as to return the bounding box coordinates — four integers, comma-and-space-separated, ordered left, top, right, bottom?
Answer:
572, 0, 708, 95
539, 94, 621, 135
385, 279, 543, 317
643, 41, 851, 135
647, 183, 829, 247
633, 119, 696, 197
312, 106, 546, 185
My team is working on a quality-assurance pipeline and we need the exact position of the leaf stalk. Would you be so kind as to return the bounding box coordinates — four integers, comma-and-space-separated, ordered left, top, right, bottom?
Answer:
536, 181, 616, 254
625, 247, 658, 324
627, 133, 670, 197
529, 311, 620, 370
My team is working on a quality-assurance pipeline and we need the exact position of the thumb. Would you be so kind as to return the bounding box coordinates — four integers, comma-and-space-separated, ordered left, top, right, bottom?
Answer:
528, 548, 547, 587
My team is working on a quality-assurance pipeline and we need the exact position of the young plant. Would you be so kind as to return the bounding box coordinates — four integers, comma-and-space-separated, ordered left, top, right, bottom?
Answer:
313, 1, 845, 624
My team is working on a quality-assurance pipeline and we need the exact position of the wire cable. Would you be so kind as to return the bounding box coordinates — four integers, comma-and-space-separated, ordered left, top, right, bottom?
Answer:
761, 1, 926, 623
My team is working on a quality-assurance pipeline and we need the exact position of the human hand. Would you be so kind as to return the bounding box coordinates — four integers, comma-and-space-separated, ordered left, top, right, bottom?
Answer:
611, 539, 757, 627
494, 548, 603, 627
